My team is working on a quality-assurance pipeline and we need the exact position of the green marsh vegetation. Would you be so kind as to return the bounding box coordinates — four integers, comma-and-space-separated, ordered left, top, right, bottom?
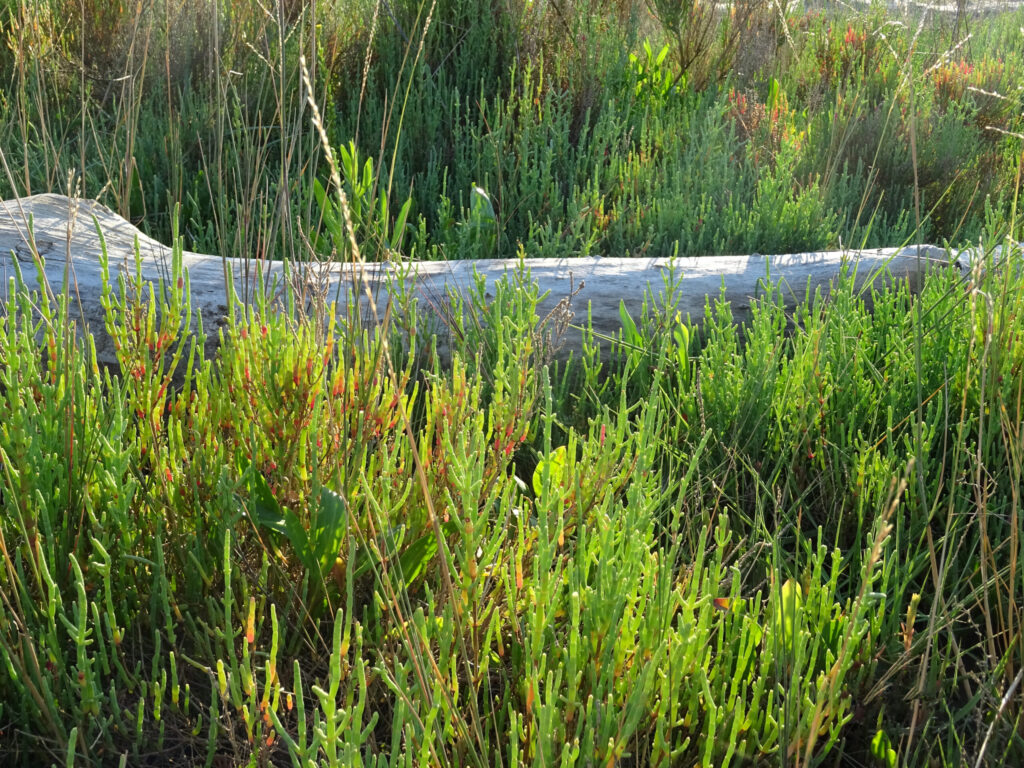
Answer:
1, 0, 1024, 765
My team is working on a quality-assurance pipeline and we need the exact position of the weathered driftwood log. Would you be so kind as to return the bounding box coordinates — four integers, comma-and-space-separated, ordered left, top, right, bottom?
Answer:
2, 194, 957, 372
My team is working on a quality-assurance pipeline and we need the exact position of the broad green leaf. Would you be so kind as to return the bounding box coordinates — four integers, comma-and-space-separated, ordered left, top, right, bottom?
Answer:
242, 459, 316, 574
396, 522, 458, 586
772, 578, 803, 656
245, 464, 288, 536
311, 487, 348, 577
390, 197, 413, 254
354, 522, 458, 586
619, 300, 641, 346
533, 445, 568, 497
470, 185, 496, 224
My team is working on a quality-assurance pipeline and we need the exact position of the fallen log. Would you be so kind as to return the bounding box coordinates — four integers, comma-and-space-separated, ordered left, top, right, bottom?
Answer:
2, 194, 959, 372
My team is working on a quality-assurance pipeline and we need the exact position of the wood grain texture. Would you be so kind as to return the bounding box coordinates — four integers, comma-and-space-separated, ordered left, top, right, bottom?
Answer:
2, 194, 958, 369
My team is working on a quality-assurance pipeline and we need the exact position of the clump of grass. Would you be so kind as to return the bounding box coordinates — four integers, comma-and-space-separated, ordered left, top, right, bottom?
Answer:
2, 0, 1022, 261
3, 206, 1024, 764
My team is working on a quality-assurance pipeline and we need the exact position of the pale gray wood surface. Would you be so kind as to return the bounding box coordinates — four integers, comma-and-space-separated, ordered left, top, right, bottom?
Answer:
2, 194, 956, 371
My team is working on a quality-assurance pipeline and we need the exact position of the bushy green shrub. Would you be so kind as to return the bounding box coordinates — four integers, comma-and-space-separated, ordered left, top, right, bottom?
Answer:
4, 1, 1022, 260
